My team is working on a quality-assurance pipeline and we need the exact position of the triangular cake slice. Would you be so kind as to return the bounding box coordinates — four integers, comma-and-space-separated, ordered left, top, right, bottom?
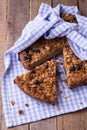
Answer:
14, 60, 57, 105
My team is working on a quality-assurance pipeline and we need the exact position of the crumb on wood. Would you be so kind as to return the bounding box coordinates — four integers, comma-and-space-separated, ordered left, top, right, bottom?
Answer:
25, 103, 29, 107
18, 109, 24, 115
10, 100, 15, 105
63, 95, 69, 99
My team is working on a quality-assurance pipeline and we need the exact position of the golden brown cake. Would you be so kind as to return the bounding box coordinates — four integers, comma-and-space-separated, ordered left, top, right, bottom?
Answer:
19, 37, 68, 70
14, 60, 57, 105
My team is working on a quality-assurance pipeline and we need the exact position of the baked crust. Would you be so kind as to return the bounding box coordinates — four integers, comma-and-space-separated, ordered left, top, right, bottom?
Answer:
14, 60, 57, 105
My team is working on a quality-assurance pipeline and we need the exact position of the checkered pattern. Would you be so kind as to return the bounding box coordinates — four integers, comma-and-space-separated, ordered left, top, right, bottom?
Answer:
2, 3, 87, 128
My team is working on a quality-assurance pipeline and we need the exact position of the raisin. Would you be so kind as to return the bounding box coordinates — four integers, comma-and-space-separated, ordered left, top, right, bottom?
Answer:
77, 63, 82, 71
27, 54, 32, 60
32, 49, 40, 53
31, 69, 35, 74
34, 80, 40, 85
45, 65, 49, 69
23, 56, 29, 60
70, 66, 75, 72
23, 54, 32, 60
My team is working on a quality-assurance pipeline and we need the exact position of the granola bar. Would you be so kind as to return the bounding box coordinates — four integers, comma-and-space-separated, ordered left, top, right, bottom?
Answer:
14, 60, 57, 105
19, 37, 68, 70
63, 45, 87, 88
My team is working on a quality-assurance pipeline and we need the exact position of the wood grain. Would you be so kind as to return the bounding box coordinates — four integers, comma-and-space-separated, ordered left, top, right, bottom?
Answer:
30, 0, 51, 20
0, 0, 7, 130
30, 118, 57, 130
79, 0, 87, 16
1, 0, 30, 129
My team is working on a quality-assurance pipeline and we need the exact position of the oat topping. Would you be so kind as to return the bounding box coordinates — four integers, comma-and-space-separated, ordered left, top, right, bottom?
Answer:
14, 60, 57, 105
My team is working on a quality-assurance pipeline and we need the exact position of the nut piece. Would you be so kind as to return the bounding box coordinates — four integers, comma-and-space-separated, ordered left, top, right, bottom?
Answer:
10, 100, 15, 105
18, 109, 24, 115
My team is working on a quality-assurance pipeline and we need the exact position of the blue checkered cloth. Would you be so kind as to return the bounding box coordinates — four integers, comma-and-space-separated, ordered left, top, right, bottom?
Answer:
2, 3, 87, 127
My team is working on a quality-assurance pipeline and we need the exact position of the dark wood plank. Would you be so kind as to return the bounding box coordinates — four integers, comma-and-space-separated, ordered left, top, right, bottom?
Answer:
1, 0, 30, 129
30, 0, 57, 130
79, 0, 87, 16
52, 0, 78, 7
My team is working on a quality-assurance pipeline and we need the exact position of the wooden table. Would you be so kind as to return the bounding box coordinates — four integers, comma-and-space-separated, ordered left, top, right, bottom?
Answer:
0, 0, 87, 130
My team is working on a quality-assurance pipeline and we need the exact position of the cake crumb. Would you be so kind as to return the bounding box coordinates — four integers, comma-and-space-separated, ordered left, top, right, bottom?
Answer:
18, 109, 24, 115
25, 103, 29, 107
57, 107, 61, 111
10, 100, 15, 105
63, 95, 69, 99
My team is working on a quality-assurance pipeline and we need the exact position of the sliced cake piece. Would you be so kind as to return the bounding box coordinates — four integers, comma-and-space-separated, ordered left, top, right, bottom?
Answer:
63, 45, 87, 88
19, 37, 68, 70
14, 60, 57, 105
60, 13, 77, 23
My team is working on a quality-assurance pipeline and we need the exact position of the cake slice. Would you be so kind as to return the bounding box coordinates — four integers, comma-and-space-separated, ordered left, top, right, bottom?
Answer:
19, 37, 68, 70
14, 60, 57, 105
63, 45, 87, 88
60, 13, 77, 23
